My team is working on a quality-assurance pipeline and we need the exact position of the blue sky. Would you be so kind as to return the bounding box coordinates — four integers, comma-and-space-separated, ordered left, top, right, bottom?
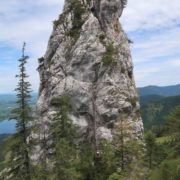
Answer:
0, 0, 180, 93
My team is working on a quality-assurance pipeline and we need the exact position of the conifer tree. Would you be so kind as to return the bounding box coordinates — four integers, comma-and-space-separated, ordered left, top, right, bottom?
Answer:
145, 130, 156, 169
50, 95, 81, 179
112, 113, 142, 175
6, 42, 32, 180
113, 114, 132, 171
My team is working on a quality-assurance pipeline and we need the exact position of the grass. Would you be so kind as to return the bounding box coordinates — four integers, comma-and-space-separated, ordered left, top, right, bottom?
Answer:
156, 135, 176, 144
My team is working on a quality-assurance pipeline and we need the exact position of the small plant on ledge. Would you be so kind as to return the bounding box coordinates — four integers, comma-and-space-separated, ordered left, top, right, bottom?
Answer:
102, 43, 118, 67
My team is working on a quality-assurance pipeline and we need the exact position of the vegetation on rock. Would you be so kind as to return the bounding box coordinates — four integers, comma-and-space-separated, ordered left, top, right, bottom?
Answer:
54, 0, 86, 42
141, 95, 180, 130
102, 43, 118, 66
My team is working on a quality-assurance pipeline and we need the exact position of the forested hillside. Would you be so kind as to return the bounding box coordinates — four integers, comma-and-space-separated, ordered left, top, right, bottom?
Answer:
146, 105, 180, 179
139, 90, 180, 178
141, 95, 180, 130
140, 94, 164, 106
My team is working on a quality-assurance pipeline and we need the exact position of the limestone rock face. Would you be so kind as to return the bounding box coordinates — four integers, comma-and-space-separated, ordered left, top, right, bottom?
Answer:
93, 0, 124, 28
32, 0, 143, 161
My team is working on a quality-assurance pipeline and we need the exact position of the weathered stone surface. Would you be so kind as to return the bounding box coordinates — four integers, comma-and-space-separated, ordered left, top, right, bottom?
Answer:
93, 0, 124, 28
32, 0, 143, 162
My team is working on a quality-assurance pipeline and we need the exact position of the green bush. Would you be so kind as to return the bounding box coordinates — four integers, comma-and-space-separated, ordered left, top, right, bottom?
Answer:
53, 13, 66, 28
102, 43, 117, 66
54, 0, 86, 42
66, 0, 86, 41
50, 95, 71, 110
128, 97, 138, 107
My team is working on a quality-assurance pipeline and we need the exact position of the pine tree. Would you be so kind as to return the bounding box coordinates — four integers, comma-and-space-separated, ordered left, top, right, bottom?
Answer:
112, 113, 142, 176
113, 114, 132, 171
145, 130, 156, 169
6, 42, 32, 180
49, 95, 81, 179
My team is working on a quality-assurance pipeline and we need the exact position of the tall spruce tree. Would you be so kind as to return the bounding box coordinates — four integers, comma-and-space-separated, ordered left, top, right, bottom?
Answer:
49, 95, 81, 180
113, 113, 133, 171
6, 42, 32, 180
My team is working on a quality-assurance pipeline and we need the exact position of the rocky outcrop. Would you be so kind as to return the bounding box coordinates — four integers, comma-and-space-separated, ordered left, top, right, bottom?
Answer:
92, 0, 126, 29
32, 0, 143, 162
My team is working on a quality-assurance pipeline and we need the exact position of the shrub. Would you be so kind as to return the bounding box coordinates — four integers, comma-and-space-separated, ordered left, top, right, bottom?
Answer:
54, 0, 86, 42
66, 0, 86, 41
102, 43, 117, 66
53, 13, 66, 28
50, 95, 71, 110
128, 97, 138, 107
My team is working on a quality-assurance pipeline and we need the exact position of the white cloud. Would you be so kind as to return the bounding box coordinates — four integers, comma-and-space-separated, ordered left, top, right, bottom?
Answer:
122, 0, 180, 32
0, 0, 63, 93
131, 27, 180, 63
167, 59, 180, 67
0, 0, 63, 54
134, 58, 180, 87
120, 0, 180, 86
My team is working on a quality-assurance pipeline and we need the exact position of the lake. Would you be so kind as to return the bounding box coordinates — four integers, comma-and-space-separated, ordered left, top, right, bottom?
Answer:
0, 120, 16, 134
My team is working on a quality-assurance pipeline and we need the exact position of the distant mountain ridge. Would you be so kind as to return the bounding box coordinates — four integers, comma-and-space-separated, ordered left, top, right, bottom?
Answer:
139, 84, 180, 97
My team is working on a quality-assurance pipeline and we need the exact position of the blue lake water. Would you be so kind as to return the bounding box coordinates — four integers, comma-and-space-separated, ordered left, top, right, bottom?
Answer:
0, 120, 16, 134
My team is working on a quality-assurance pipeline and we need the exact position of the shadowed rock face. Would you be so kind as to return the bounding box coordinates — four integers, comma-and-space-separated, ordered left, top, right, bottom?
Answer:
93, 0, 123, 27
32, 0, 143, 162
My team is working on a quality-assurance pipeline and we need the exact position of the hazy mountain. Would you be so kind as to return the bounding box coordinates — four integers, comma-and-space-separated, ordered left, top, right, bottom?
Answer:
139, 84, 180, 97
0, 93, 38, 121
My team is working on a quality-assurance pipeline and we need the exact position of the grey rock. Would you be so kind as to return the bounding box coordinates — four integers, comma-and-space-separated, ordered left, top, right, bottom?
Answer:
32, 0, 143, 162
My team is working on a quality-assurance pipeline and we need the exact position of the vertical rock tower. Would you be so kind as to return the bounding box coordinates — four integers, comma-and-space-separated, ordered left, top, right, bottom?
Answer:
33, 0, 143, 161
